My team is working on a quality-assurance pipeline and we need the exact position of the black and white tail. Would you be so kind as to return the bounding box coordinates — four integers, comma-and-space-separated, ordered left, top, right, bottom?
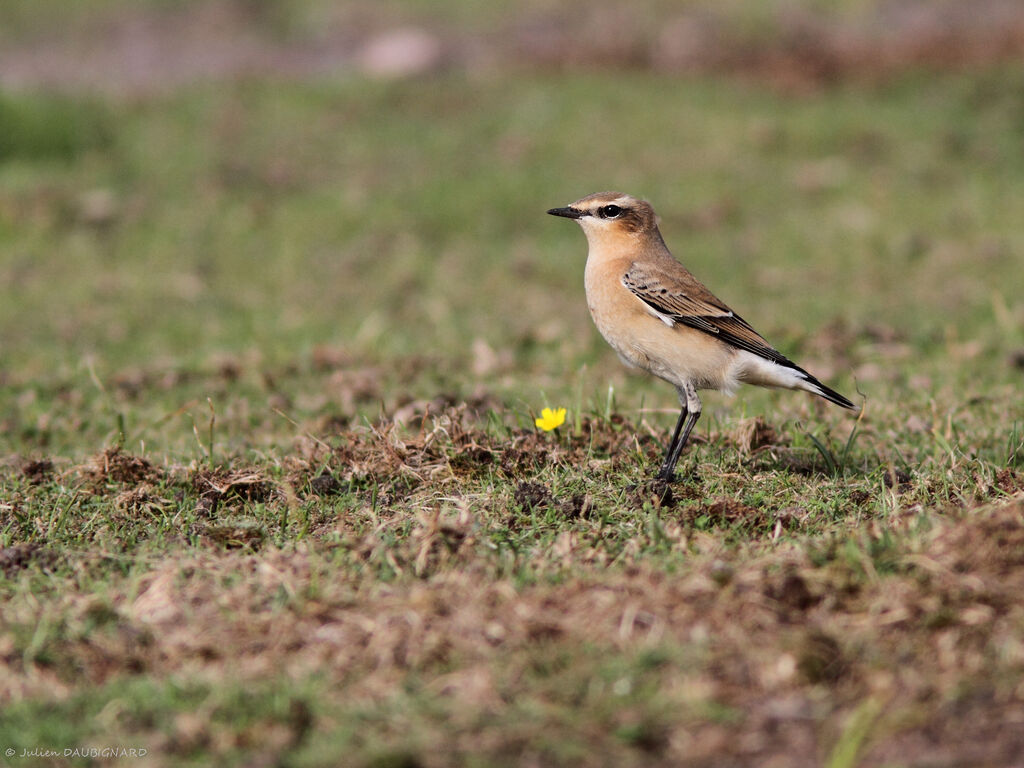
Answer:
795, 368, 858, 411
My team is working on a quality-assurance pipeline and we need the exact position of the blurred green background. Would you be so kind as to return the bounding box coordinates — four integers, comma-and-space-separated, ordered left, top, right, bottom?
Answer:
1, 0, 1022, 456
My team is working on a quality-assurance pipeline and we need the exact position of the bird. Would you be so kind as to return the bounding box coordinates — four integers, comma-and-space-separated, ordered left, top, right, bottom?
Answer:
547, 191, 858, 482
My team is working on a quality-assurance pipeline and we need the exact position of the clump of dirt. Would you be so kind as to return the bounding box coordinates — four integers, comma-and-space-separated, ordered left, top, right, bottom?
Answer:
847, 489, 872, 506
84, 446, 157, 486
332, 423, 436, 485
310, 344, 353, 371
498, 436, 553, 478
319, 402, 671, 487
994, 468, 1024, 495
327, 402, 517, 485
0, 542, 56, 574
309, 471, 342, 496
448, 445, 495, 474
200, 521, 266, 551
704, 497, 766, 524
20, 458, 54, 485
883, 467, 913, 492
191, 467, 275, 517
773, 449, 834, 477
557, 493, 592, 518
514, 482, 551, 511
628, 478, 675, 509
505, 483, 591, 528
115, 482, 170, 515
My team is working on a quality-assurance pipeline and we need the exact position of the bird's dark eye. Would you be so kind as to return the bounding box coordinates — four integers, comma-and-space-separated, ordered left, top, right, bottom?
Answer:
599, 204, 623, 219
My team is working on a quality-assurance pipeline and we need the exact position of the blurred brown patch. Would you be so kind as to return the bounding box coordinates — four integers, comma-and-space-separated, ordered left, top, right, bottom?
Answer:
111, 365, 191, 398
326, 366, 384, 415
6, 0, 1024, 95
413, 506, 475, 577
676, 197, 740, 232
796, 630, 847, 684
516, 0, 1024, 90
994, 468, 1024, 496
201, 521, 266, 551
767, 571, 819, 615
20, 458, 54, 485
926, 502, 1024, 580
0, 542, 56, 574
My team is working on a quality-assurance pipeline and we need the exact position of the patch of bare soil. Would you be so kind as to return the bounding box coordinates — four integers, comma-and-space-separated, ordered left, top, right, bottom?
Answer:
2, 0, 1024, 95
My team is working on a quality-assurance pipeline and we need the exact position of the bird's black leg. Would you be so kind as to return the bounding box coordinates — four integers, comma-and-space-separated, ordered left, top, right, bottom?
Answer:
657, 383, 702, 481
657, 404, 688, 480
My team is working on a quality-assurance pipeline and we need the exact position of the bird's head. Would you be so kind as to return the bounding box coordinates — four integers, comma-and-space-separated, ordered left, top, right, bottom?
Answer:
547, 192, 660, 246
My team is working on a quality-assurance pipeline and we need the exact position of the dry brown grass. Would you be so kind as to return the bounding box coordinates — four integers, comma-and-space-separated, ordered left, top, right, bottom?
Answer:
3, 489, 1022, 764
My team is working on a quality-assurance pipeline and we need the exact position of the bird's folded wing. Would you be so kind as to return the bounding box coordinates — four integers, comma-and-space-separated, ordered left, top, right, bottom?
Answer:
622, 263, 798, 369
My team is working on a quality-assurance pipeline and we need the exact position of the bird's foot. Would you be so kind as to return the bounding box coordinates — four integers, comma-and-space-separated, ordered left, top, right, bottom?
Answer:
654, 466, 677, 483
643, 477, 675, 508
627, 477, 676, 508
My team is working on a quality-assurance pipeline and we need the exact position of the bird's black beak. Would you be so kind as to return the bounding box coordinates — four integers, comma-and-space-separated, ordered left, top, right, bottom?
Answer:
547, 206, 585, 219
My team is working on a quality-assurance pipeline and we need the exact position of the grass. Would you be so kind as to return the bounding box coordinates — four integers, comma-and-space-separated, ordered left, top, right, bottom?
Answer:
1, 17, 1024, 767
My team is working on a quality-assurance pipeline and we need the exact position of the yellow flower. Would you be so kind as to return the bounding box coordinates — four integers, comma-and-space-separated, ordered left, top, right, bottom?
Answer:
535, 407, 567, 432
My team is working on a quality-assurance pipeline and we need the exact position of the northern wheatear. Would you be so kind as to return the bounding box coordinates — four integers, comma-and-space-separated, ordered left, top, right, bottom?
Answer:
548, 192, 857, 481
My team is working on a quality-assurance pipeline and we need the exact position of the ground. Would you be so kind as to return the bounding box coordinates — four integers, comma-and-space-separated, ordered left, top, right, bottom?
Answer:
1, 2, 1023, 767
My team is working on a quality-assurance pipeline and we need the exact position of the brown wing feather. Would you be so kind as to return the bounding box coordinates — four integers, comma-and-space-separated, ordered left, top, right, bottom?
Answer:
622, 262, 800, 370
